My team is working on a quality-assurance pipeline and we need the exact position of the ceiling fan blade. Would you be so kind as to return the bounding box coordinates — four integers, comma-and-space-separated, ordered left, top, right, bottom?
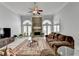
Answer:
38, 10, 43, 12
28, 11, 32, 13
28, 8, 33, 10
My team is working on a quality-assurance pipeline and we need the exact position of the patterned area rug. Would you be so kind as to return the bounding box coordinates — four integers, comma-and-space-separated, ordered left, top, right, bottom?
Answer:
16, 37, 51, 56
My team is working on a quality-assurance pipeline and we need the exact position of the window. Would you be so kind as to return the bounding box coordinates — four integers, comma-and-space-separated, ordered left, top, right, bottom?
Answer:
48, 26, 51, 34
53, 15, 61, 33
53, 24, 60, 32
28, 26, 32, 36
24, 26, 27, 36
43, 26, 47, 35
43, 20, 52, 35
23, 20, 32, 36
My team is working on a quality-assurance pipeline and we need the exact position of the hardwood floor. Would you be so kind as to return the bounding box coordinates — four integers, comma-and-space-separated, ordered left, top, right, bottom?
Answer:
16, 37, 52, 56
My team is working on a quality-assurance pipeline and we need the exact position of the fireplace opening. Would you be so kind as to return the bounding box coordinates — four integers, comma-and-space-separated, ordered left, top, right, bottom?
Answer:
34, 32, 41, 35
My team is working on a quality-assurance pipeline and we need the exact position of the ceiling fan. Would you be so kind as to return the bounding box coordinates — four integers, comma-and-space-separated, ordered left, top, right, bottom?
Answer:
28, 2, 43, 15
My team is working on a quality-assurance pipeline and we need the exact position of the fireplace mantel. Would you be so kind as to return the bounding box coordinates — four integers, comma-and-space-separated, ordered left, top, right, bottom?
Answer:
33, 27, 41, 29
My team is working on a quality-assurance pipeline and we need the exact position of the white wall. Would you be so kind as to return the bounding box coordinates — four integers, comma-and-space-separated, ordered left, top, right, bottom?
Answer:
0, 3, 21, 36
57, 2, 79, 55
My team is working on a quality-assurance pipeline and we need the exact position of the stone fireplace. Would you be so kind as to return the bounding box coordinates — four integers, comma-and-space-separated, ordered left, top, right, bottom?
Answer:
32, 15, 42, 37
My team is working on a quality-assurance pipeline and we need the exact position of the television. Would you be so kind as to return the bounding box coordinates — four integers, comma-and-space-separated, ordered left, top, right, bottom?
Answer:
3, 28, 11, 38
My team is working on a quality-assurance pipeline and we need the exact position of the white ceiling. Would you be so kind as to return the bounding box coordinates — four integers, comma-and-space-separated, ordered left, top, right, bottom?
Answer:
1, 2, 68, 15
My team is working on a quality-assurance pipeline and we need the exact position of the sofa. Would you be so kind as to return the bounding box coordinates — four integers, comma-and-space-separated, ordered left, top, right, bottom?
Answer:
0, 37, 15, 48
45, 32, 74, 55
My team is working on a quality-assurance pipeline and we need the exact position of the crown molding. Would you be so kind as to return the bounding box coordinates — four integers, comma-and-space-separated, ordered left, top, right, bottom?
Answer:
0, 2, 68, 16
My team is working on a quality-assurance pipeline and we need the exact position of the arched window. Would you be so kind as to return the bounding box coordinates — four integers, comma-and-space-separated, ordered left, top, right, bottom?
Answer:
23, 20, 32, 36
53, 24, 60, 32
23, 20, 32, 25
43, 20, 52, 35
53, 15, 61, 32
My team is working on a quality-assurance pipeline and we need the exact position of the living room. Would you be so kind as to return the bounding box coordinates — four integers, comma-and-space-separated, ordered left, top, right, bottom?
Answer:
0, 1, 79, 56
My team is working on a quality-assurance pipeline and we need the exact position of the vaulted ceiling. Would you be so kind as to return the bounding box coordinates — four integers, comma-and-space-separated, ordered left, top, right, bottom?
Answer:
1, 2, 68, 15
